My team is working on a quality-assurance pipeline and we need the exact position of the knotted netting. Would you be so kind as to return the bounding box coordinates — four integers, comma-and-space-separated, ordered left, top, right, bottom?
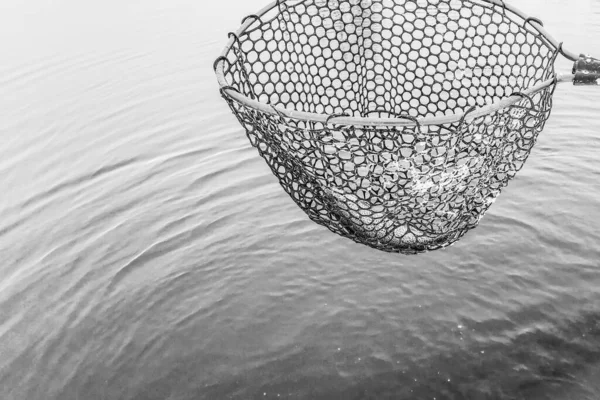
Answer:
214, 0, 596, 254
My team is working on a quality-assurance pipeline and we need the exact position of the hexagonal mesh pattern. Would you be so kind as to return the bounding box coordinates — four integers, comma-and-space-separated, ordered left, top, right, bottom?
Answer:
216, 0, 560, 254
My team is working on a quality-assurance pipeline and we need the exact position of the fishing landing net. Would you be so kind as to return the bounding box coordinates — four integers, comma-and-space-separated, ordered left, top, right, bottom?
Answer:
214, 0, 600, 254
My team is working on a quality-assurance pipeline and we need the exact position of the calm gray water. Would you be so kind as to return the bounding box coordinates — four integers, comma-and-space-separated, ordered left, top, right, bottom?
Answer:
2, 0, 600, 399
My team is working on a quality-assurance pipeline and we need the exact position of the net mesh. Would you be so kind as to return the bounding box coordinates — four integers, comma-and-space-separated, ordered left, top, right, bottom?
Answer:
217, 0, 559, 254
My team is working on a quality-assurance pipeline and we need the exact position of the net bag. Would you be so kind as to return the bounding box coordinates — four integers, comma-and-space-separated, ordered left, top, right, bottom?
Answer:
214, 0, 599, 254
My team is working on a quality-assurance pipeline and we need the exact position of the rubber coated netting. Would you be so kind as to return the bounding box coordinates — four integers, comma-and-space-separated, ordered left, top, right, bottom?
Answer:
217, 0, 559, 254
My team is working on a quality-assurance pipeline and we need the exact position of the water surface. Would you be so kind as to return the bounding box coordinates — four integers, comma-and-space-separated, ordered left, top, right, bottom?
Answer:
1, 0, 600, 399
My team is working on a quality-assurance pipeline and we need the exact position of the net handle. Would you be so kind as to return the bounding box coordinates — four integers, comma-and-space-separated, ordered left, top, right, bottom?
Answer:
214, 0, 582, 127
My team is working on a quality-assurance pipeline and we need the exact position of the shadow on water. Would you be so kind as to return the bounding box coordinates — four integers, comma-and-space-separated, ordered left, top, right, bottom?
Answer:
196, 311, 600, 400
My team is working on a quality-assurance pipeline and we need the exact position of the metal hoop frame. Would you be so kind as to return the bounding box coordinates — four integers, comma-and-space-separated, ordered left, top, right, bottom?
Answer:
214, 0, 580, 127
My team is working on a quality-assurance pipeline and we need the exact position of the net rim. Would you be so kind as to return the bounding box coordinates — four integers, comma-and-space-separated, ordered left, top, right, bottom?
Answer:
214, 0, 579, 127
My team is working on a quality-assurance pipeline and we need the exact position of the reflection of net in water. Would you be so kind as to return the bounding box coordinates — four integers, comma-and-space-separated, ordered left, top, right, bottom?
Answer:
215, 0, 599, 254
